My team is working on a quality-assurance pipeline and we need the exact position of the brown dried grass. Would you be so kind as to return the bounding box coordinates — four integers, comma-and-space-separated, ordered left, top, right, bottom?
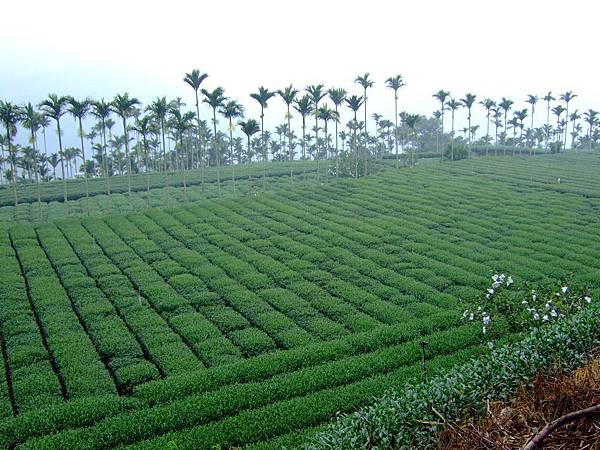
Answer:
439, 356, 600, 450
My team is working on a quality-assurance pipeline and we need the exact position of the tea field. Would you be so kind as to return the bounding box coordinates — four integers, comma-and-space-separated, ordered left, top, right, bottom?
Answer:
1, 153, 599, 449
0, 161, 330, 225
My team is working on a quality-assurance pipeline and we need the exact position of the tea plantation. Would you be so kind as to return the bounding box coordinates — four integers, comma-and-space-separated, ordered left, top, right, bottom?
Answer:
1, 153, 599, 449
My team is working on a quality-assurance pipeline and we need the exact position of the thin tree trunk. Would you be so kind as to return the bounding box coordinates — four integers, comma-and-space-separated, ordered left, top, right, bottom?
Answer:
288, 105, 293, 184
194, 90, 204, 193
335, 105, 340, 177
161, 120, 169, 207
57, 119, 68, 216
6, 128, 19, 222
302, 117, 306, 186
78, 117, 90, 216
364, 88, 368, 176
121, 116, 132, 208
229, 118, 236, 194
213, 108, 221, 196
261, 108, 266, 191
102, 119, 112, 211
395, 93, 399, 168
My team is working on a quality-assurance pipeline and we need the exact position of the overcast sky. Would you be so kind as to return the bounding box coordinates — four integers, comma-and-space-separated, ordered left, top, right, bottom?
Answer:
1, 0, 598, 150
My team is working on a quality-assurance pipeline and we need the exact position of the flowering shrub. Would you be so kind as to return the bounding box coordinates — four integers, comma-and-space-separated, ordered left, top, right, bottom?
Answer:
463, 273, 593, 340
304, 304, 600, 450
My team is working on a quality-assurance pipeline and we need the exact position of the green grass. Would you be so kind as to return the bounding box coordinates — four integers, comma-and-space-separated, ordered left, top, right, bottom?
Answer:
0, 152, 599, 448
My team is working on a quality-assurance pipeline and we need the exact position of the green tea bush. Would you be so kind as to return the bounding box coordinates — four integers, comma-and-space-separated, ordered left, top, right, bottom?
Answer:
306, 305, 600, 449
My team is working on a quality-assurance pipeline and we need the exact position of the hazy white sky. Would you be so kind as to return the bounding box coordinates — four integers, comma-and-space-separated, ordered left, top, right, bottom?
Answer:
1, 0, 598, 148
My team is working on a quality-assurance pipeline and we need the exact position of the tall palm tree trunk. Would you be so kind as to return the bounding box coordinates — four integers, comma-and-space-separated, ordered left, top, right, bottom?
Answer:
334, 106, 340, 177
363, 89, 368, 176
121, 116, 133, 208
194, 91, 204, 192
287, 106, 293, 184
56, 119, 68, 216
6, 128, 19, 222
302, 118, 307, 186
212, 108, 221, 195
394, 93, 399, 168
314, 109, 319, 183
229, 118, 236, 194
78, 117, 90, 215
160, 121, 169, 207
101, 120, 112, 211
260, 108, 266, 190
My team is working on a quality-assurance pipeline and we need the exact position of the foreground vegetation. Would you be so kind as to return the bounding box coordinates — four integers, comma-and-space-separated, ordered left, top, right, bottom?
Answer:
0, 153, 599, 448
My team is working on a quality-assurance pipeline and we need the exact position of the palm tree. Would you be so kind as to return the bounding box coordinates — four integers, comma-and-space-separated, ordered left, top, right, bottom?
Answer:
355, 73, 374, 174
552, 105, 566, 145
277, 85, 299, 183
460, 93, 477, 148
146, 97, 170, 204
293, 95, 314, 185
525, 95, 538, 131
583, 109, 598, 149
492, 108, 503, 147
38, 114, 50, 156
0, 101, 23, 220
183, 69, 209, 189
498, 98, 514, 139
345, 95, 364, 177
560, 91, 577, 149
39, 94, 70, 216
433, 90, 450, 161
569, 109, 581, 150
480, 98, 496, 146
131, 115, 154, 207
316, 105, 337, 179
112, 93, 140, 208
305, 85, 326, 181
91, 99, 114, 208
202, 87, 227, 193
68, 98, 92, 214
543, 92, 555, 148
328, 88, 347, 176
239, 119, 260, 182
169, 106, 195, 201
250, 87, 276, 189
386, 75, 406, 168
48, 153, 60, 180
514, 109, 528, 152
21, 103, 44, 218
446, 99, 461, 160
402, 114, 420, 167
221, 100, 245, 193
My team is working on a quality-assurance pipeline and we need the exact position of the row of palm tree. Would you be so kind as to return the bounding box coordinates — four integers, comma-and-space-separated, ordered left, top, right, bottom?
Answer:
431, 90, 598, 157
2, 72, 598, 222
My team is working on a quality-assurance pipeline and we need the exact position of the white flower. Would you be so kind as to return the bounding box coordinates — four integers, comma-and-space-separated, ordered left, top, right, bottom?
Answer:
492, 281, 501, 289
546, 302, 552, 310
469, 313, 474, 321
486, 293, 491, 300
533, 313, 540, 320
522, 300, 528, 305
483, 315, 490, 325
462, 310, 469, 318
492, 274, 499, 282
477, 306, 482, 311
561, 286, 568, 294
551, 309, 558, 317
506, 276, 513, 286
487, 341, 495, 350
584, 296, 592, 304
487, 288, 494, 295
499, 274, 506, 280
543, 314, 550, 321
482, 326, 487, 334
